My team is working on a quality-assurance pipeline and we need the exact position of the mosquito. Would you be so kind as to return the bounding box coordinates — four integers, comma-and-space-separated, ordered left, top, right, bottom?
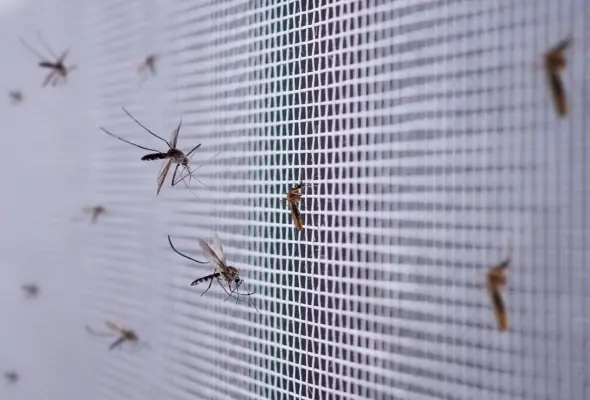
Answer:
486, 255, 510, 332
8, 90, 23, 105
85, 320, 140, 351
99, 107, 203, 195
138, 54, 157, 78
83, 205, 106, 223
282, 181, 309, 231
168, 234, 258, 311
4, 372, 18, 384
21, 283, 39, 299
545, 38, 570, 117
20, 32, 76, 87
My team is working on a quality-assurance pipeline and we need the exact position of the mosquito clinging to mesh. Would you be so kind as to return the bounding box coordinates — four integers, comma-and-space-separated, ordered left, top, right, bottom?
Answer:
20, 32, 76, 87
99, 107, 203, 195
545, 37, 570, 117
486, 255, 510, 332
4, 371, 18, 384
168, 234, 258, 312
21, 283, 40, 299
83, 205, 106, 223
282, 181, 310, 231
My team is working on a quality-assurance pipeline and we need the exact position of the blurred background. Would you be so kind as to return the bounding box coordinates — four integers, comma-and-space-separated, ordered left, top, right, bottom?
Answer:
0, 0, 589, 399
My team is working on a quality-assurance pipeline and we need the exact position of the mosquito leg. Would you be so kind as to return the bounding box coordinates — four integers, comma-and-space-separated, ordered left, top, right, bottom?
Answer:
167, 235, 208, 264
200, 273, 216, 297
121, 107, 170, 148
20, 37, 47, 61
170, 163, 181, 187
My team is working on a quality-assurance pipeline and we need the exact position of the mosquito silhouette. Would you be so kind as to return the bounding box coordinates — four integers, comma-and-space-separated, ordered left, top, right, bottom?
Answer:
21, 283, 39, 299
4, 371, 18, 384
83, 205, 106, 223
20, 33, 76, 87
8, 90, 23, 105
168, 234, 258, 311
138, 54, 157, 78
86, 320, 141, 351
99, 108, 203, 195
545, 38, 570, 117
486, 255, 510, 332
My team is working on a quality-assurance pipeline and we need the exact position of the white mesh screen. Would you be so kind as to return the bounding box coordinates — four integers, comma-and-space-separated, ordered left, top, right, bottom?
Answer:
1, 0, 589, 399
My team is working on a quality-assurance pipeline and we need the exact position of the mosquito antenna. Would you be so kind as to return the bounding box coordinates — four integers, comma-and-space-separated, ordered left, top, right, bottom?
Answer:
121, 107, 170, 148
85, 325, 115, 338
99, 127, 160, 152
36, 31, 58, 60
167, 235, 208, 264
185, 143, 202, 158
20, 37, 47, 61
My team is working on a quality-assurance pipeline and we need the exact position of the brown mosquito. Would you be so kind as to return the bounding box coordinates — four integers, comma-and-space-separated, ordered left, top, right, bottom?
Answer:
100, 108, 203, 195
282, 181, 309, 231
85, 320, 141, 351
8, 90, 23, 105
83, 205, 106, 223
21, 283, 39, 299
545, 38, 570, 117
138, 54, 157, 78
4, 371, 18, 384
20, 32, 76, 87
486, 255, 510, 332
168, 234, 258, 311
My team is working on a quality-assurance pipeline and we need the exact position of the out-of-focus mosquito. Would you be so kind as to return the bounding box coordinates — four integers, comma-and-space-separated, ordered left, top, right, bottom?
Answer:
83, 205, 106, 223
168, 234, 258, 312
21, 283, 39, 299
20, 32, 76, 87
8, 90, 23, 105
4, 371, 18, 384
486, 255, 510, 332
138, 54, 157, 79
99, 108, 203, 195
545, 38, 570, 117
85, 320, 143, 351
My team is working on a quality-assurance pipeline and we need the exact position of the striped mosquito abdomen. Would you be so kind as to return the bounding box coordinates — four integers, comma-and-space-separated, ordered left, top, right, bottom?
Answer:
190, 272, 221, 286
141, 152, 168, 161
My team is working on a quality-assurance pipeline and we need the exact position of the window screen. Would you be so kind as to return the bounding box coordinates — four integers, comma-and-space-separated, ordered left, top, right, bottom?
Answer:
1, 1, 588, 399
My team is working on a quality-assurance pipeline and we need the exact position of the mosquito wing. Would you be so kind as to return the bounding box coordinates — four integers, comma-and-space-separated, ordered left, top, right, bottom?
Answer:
170, 119, 182, 149
198, 238, 225, 269
156, 158, 172, 195
210, 234, 227, 265
105, 320, 122, 334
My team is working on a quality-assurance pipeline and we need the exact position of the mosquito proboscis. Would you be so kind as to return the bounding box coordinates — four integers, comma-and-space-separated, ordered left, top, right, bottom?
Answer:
168, 234, 258, 312
99, 108, 203, 195
20, 32, 76, 87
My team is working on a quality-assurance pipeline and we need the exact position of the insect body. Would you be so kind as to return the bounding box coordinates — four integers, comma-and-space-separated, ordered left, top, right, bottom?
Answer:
138, 54, 157, 77
283, 182, 305, 231
20, 33, 76, 87
4, 371, 18, 384
8, 90, 23, 105
545, 38, 570, 117
486, 257, 510, 332
21, 283, 39, 299
100, 108, 201, 195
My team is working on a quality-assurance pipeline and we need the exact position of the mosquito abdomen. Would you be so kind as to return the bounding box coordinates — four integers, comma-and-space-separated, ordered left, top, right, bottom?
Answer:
39, 61, 54, 69
141, 152, 168, 161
